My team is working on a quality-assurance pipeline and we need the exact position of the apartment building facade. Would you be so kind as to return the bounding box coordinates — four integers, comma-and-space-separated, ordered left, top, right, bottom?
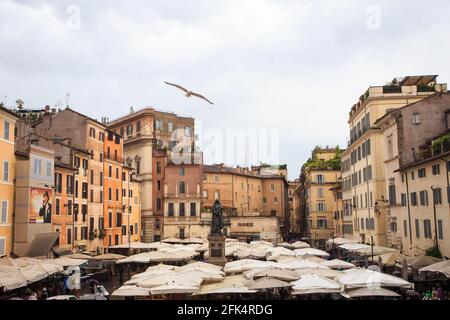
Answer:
122, 165, 141, 244
376, 92, 450, 257
108, 107, 195, 242
103, 130, 124, 247
14, 144, 57, 257
0, 106, 18, 257
163, 163, 204, 240
202, 164, 289, 242
340, 75, 447, 246
288, 180, 301, 237
302, 148, 341, 249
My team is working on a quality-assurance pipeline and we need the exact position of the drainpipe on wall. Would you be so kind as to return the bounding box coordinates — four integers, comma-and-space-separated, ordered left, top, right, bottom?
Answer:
404, 170, 413, 247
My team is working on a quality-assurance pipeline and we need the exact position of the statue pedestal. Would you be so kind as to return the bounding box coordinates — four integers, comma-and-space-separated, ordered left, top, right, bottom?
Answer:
206, 235, 227, 267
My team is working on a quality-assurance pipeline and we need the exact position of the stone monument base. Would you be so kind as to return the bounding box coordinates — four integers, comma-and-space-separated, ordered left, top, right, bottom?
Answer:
206, 235, 227, 267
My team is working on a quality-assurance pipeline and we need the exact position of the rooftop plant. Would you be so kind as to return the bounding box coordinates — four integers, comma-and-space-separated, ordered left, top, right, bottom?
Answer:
303, 146, 342, 171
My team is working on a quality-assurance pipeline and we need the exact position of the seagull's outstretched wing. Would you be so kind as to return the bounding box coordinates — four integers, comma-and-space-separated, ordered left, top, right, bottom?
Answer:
191, 92, 215, 105
164, 82, 189, 93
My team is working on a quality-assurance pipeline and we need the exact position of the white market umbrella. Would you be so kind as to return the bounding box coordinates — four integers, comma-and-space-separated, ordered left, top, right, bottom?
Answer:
48, 257, 88, 267
251, 268, 299, 281
0, 273, 28, 291
93, 253, 126, 261
112, 286, 150, 297
346, 287, 401, 298
339, 243, 371, 251
291, 241, 311, 249
146, 263, 180, 273
198, 285, 256, 295
295, 268, 344, 279
294, 248, 330, 257
284, 259, 330, 270
291, 274, 342, 295
64, 253, 94, 260
248, 277, 293, 291
126, 270, 178, 285
419, 260, 450, 277
161, 237, 184, 244
327, 238, 359, 246
338, 269, 412, 288
178, 261, 222, 273
138, 275, 202, 289
150, 282, 199, 295
194, 275, 251, 296
321, 259, 355, 270
176, 269, 225, 282
277, 242, 294, 249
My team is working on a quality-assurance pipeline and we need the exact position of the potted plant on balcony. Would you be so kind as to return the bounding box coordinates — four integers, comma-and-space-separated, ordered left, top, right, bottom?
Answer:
98, 229, 106, 240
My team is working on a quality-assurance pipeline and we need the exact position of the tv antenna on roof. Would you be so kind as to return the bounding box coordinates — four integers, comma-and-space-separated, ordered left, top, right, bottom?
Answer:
65, 93, 70, 108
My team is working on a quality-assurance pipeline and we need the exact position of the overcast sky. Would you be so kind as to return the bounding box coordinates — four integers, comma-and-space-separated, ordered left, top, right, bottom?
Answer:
1, 0, 450, 180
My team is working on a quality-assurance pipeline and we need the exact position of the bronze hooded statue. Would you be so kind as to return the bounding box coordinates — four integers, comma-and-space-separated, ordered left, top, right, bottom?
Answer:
211, 199, 224, 236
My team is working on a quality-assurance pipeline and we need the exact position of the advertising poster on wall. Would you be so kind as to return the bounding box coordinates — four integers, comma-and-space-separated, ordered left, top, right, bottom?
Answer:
29, 187, 53, 224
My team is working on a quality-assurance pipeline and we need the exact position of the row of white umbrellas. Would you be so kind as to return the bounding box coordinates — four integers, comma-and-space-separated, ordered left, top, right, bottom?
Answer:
0, 257, 71, 291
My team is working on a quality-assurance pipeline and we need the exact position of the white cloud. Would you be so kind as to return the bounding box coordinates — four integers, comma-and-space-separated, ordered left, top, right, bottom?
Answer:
1, 0, 449, 179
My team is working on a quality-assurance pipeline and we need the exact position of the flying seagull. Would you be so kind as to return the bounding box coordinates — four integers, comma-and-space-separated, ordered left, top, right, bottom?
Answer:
164, 82, 214, 105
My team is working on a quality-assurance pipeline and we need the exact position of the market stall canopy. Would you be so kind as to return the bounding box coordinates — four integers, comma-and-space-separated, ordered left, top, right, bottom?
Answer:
419, 260, 450, 277
198, 284, 257, 295
181, 237, 205, 244
346, 287, 401, 298
111, 286, 150, 297
48, 257, 88, 267
178, 261, 223, 273
92, 253, 126, 261
372, 252, 407, 267
109, 241, 165, 250
327, 238, 359, 246
277, 242, 294, 249
339, 243, 371, 251
176, 269, 225, 282
251, 268, 299, 281
137, 274, 202, 289
321, 259, 355, 270
161, 237, 185, 244
356, 246, 398, 257
194, 275, 250, 296
125, 270, 178, 285
0, 272, 28, 291
284, 259, 330, 270
338, 269, 412, 288
291, 274, 341, 295
64, 253, 94, 260
248, 277, 293, 290
146, 264, 180, 273
291, 241, 311, 249
294, 248, 330, 257
406, 256, 443, 270
149, 282, 199, 295
24, 232, 59, 258
295, 268, 343, 279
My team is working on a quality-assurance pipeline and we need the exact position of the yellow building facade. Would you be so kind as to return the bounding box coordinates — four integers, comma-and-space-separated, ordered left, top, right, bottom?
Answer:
302, 149, 341, 249
0, 106, 18, 257
340, 76, 447, 246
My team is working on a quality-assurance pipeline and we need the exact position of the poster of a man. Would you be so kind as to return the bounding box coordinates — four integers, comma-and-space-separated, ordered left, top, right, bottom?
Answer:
30, 188, 53, 224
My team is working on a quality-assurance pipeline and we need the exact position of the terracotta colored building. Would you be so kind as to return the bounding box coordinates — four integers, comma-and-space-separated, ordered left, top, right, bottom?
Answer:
163, 163, 204, 240
103, 130, 124, 247
31, 108, 109, 252
108, 107, 195, 242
